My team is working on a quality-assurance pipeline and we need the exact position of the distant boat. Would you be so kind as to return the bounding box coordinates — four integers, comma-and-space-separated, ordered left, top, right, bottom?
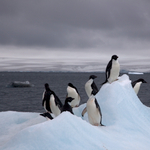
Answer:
10, 81, 33, 87
128, 72, 144, 75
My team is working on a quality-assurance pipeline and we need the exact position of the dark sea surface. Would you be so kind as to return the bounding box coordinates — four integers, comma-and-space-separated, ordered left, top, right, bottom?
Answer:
0, 72, 150, 113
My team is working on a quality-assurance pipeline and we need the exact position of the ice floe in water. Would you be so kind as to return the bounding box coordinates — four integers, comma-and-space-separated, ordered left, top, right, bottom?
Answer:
8, 81, 33, 87
0, 74, 150, 150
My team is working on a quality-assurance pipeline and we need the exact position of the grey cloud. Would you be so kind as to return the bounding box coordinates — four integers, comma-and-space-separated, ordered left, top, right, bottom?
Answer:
0, 0, 150, 49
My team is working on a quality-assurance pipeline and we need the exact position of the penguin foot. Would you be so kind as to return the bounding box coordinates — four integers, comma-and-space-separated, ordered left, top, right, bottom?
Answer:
100, 124, 105, 127
93, 123, 99, 126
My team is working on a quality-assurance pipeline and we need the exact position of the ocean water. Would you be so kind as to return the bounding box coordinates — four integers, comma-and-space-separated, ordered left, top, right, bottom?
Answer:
0, 72, 150, 113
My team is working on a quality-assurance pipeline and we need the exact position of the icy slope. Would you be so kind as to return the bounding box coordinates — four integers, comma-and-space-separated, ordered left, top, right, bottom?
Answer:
0, 74, 150, 150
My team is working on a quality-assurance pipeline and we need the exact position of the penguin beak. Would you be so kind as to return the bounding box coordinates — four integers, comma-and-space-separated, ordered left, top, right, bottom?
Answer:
93, 75, 97, 79
143, 80, 147, 83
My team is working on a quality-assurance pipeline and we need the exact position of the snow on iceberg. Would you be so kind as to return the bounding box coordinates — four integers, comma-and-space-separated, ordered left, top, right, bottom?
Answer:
0, 74, 150, 150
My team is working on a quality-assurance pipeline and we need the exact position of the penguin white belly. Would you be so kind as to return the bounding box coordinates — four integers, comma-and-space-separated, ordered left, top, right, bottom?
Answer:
86, 99, 100, 126
42, 91, 45, 100
108, 60, 120, 83
70, 95, 80, 107
85, 79, 93, 97
42, 91, 47, 111
50, 95, 61, 117
44, 101, 47, 112
134, 82, 142, 94
67, 87, 80, 107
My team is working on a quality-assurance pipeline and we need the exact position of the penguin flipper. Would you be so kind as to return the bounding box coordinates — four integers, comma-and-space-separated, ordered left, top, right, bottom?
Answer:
102, 60, 112, 85
95, 99, 104, 126
95, 99, 101, 114
81, 107, 87, 117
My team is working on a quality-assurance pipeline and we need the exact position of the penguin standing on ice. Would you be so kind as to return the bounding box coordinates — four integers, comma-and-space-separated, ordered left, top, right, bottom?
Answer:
66, 83, 80, 107
85, 75, 99, 97
42, 83, 52, 113
61, 97, 74, 114
82, 95, 103, 126
102, 55, 120, 84
49, 91, 63, 117
41, 83, 63, 118
131, 78, 147, 95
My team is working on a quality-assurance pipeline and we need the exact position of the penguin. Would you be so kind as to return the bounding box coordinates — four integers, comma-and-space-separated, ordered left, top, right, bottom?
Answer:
85, 75, 99, 97
40, 112, 53, 120
131, 78, 147, 94
50, 90, 63, 117
61, 97, 74, 114
42, 83, 52, 113
102, 55, 120, 84
66, 83, 80, 107
82, 95, 103, 126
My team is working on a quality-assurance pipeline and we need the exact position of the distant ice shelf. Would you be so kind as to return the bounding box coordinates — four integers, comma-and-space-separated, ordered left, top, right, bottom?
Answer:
128, 72, 144, 75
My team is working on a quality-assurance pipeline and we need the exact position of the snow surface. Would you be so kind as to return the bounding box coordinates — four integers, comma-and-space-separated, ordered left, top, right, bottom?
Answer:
0, 74, 150, 150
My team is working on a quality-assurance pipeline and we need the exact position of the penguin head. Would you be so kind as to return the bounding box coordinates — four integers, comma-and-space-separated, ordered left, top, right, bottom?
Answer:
89, 75, 97, 79
65, 97, 74, 103
45, 83, 50, 91
68, 83, 74, 88
67, 83, 79, 95
111, 55, 118, 60
136, 78, 147, 83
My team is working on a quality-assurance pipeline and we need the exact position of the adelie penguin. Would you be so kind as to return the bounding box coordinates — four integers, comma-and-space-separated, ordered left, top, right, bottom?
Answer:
131, 78, 147, 95
85, 75, 99, 98
66, 83, 80, 107
82, 95, 103, 126
42, 83, 52, 113
61, 97, 74, 114
102, 55, 120, 84
41, 83, 63, 118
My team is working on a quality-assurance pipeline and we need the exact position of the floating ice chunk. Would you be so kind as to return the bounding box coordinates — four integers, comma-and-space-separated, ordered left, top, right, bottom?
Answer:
8, 81, 33, 87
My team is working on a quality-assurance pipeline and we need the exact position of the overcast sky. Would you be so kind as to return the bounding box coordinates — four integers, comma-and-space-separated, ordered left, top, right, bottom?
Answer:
0, 0, 150, 71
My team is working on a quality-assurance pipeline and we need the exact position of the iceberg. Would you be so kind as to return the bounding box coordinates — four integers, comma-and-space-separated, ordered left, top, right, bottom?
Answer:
0, 74, 150, 150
